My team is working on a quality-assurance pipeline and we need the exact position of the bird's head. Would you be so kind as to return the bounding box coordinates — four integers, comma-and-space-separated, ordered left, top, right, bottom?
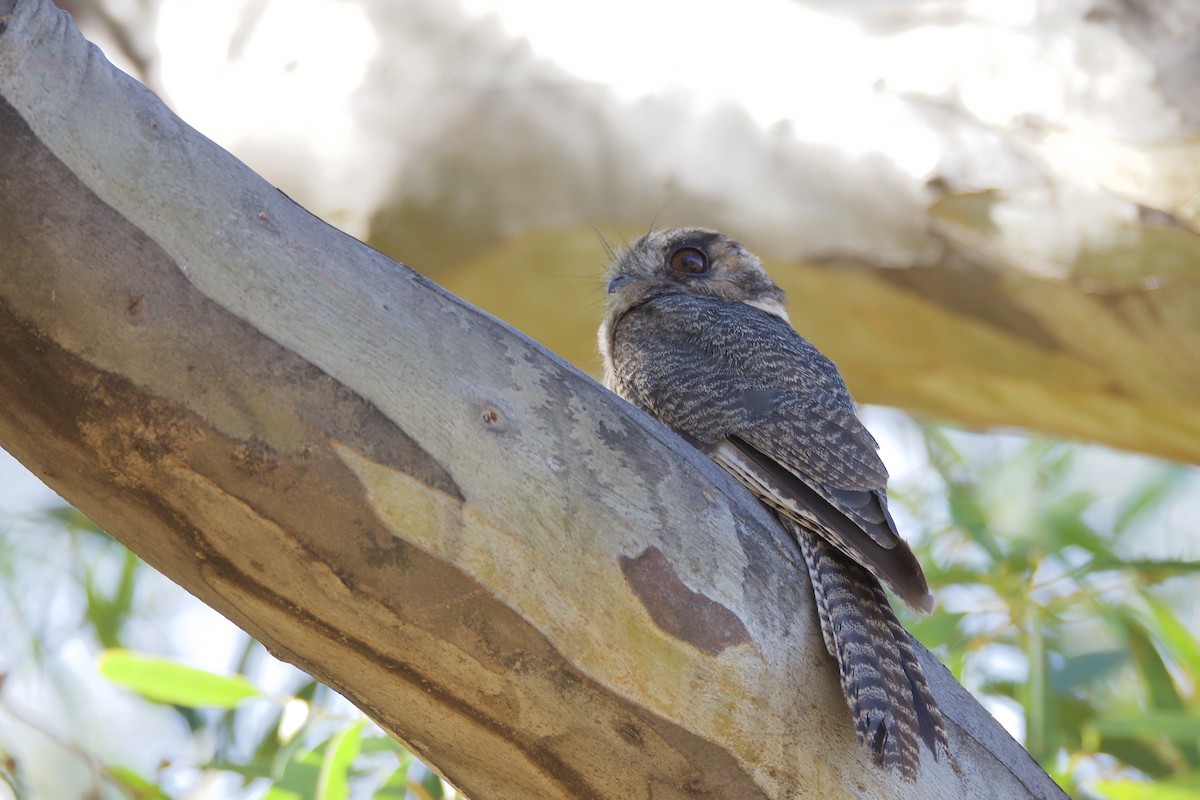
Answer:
601, 228, 789, 325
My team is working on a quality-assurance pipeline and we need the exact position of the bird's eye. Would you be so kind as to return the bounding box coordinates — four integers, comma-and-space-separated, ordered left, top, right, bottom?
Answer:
668, 246, 708, 275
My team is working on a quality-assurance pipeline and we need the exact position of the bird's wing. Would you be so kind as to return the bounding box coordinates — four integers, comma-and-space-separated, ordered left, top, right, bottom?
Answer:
708, 435, 934, 613
735, 389, 888, 490
609, 297, 932, 610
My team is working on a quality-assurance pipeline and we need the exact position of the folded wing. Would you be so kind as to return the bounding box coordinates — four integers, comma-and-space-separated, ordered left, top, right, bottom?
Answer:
708, 436, 934, 613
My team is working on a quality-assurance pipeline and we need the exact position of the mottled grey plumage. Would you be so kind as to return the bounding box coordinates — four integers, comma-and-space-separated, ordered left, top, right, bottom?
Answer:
599, 227, 949, 778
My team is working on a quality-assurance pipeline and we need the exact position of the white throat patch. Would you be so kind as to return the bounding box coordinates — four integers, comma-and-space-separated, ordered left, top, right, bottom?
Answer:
743, 298, 791, 323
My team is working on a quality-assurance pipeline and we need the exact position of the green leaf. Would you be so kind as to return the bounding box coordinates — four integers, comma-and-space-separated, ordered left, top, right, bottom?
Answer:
372, 767, 409, 799
421, 768, 446, 799
264, 786, 305, 800
1114, 467, 1187, 535
40, 506, 106, 536
1022, 608, 1051, 761
1094, 774, 1200, 800
1127, 560, 1200, 583
1141, 596, 1200, 680
1051, 650, 1127, 692
1042, 492, 1105, 552
1122, 612, 1200, 768
85, 548, 140, 649
253, 742, 324, 800
905, 611, 965, 648
945, 483, 1004, 562
107, 765, 172, 800
359, 736, 411, 756
1091, 713, 1200, 742
99, 650, 260, 708
1097, 736, 1175, 780
316, 721, 362, 800
271, 727, 317, 782
1050, 693, 1098, 752
369, 736, 415, 798
1131, 629, 1184, 711
210, 757, 274, 783
247, 708, 286, 773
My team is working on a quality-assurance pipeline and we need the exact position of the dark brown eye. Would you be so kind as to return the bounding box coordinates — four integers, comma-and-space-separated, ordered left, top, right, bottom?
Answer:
668, 246, 708, 274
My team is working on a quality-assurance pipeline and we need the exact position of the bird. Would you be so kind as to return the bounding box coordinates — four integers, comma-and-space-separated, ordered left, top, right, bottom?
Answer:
598, 227, 949, 779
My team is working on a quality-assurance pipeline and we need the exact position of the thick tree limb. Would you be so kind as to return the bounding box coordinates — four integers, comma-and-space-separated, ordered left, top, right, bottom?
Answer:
436, 227, 1200, 467
0, 1, 1063, 798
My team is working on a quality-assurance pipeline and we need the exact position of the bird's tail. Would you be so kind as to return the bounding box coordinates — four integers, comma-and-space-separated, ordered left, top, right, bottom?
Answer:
791, 522, 949, 780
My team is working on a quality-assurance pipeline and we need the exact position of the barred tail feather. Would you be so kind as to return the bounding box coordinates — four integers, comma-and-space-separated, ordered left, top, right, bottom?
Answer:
873, 578, 951, 762
791, 522, 947, 780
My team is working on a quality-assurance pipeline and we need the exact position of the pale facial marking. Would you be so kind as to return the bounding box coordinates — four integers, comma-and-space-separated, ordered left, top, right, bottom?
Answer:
744, 297, 791, 322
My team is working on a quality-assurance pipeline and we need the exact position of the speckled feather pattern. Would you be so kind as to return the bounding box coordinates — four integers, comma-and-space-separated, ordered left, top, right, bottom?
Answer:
600, 228, 950, 778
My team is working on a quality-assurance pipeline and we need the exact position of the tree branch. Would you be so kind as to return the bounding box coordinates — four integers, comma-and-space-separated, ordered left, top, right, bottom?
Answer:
0, 1, 1063, 797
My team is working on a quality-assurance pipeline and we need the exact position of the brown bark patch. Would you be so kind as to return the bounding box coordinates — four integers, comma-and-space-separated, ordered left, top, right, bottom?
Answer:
621, 546, 751, 655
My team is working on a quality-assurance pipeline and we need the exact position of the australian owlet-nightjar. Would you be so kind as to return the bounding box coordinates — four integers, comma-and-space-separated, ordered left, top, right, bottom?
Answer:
599, 228, 950, 779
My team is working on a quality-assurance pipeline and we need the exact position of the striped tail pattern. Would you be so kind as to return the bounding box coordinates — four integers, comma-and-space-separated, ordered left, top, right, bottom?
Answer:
789, 519, 949, 780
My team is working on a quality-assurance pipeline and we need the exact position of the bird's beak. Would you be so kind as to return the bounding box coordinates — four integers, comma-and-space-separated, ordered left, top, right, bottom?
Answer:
607, 275, 633, 294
